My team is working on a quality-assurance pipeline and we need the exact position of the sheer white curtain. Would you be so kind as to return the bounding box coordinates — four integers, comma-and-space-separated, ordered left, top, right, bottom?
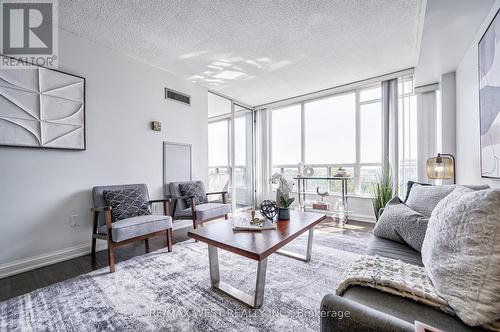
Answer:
382, 76, 419, 198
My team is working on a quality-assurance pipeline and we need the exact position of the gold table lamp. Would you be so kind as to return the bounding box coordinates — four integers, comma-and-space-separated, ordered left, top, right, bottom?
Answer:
426, 153, 455, 184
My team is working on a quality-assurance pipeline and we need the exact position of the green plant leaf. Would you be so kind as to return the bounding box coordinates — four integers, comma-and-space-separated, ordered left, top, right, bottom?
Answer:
279, 195, 295, 208
371, 160, 395, 221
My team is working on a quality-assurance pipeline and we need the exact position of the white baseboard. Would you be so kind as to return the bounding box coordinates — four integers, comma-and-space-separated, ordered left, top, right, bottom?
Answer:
349, 213, 376, 223
0, 242, 107, 279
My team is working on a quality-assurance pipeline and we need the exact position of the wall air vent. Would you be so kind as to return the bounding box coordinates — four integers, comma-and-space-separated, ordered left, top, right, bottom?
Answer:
165, 88, 191, 106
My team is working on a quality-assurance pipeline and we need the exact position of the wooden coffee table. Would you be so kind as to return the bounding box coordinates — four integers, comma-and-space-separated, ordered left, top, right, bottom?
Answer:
188, 210, 327, 308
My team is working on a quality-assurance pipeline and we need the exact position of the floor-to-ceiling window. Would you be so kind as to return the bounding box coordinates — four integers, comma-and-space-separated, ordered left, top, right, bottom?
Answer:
208, 93, 232, 195
208, 92, 254, 211
270, 83, 382, 196
234, 105, 254, 209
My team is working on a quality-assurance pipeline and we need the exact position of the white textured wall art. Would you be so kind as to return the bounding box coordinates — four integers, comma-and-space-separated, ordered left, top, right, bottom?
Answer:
479, 10, 500, 178
0, 58, 85, 150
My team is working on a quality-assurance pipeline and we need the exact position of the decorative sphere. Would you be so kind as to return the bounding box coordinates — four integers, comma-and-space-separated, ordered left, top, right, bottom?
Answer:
260, 200, 278, 220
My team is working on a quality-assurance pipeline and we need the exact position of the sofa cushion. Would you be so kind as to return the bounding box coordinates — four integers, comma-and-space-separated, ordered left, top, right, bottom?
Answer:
405, 184, 455, 217
176, 203, 231, 220
103, 187, 151, 222
367, 236, 423, 266
422, 186, 500, 327
373, 196, 429, 252
179, 182, 206, 207
98, 215, 172, 242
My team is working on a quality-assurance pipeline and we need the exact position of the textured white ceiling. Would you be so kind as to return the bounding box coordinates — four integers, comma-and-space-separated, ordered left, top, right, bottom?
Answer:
60, 0, 423, 106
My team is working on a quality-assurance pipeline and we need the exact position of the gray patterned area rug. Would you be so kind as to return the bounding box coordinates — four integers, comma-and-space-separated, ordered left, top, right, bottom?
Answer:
0, 230, 367, 331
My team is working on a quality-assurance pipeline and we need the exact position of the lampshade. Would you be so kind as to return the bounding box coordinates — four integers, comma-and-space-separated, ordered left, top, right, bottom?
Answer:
426, 154, 455, 180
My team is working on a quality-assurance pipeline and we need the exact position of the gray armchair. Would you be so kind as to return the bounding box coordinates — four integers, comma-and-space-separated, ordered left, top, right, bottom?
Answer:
169, 181, 231, 229
91, 183, 173, 272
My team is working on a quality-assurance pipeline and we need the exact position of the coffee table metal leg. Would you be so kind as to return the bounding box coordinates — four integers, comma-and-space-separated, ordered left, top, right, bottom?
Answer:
208, 245, 220, 287
254, 258, 268, 308
276, 228, 314, 262
207, 244, 268, 309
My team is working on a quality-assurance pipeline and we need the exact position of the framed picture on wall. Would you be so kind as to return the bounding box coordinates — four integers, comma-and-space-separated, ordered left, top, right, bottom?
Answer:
479, 8, 500, 178
0, 55, 86, 150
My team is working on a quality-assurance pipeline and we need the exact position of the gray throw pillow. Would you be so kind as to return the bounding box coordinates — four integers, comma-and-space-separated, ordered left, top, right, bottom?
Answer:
373, 196, 429, 252
103, 188, 151, 222
404, 181, 432, 202
405, 184, 455, 217
179, 182, 206, 207
405, 184, 491, 218
422, 186, 500, 327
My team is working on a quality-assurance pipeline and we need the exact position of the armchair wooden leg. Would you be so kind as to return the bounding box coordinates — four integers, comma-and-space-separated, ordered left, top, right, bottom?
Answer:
166, 228, 173, 252
107, 241, 116, 273
91, 236, 97, 261
145, 238, 150, 253
91, 211, 98, 261
224, 214, 229, 220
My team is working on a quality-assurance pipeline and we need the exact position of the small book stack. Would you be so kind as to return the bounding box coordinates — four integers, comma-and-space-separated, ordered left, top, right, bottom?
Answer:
232, 216, 277, 231
312, 201, 330, 210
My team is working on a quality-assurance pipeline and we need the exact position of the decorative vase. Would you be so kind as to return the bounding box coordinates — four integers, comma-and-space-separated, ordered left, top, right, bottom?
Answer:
278, 207, 290, 220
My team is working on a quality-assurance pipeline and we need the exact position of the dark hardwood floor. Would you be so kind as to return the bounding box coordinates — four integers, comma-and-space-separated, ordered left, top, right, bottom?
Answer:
0, 217, 373, 302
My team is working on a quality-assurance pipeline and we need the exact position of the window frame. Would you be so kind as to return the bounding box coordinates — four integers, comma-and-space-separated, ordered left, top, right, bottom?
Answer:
269, 83, 382, 197
397, 76, 418, 197
208, 105, 254, 192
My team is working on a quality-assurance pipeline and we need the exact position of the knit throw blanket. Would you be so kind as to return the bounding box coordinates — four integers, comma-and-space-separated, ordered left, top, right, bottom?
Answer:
336, 255, 500, 332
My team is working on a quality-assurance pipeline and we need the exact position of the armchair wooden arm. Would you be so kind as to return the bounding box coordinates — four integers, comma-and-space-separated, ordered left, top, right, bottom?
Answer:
167, 194, 195, 217
206, 191, 228, 195
149, 198, 171, 203
150, 198, 172, 216
205, 191, 228, 204
91, 206, 112, 212
173, 195, 195, 200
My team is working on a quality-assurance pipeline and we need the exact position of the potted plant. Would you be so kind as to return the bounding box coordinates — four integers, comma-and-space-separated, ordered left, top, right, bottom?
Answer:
278, 194, 295, 220
372, 161, 395, 221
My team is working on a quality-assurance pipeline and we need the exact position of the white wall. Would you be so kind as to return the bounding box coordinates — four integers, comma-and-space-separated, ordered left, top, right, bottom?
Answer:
440, 72, 457, 156
456, 0, 500, 188
416, 91, 438, 182
0, 30, 208, 277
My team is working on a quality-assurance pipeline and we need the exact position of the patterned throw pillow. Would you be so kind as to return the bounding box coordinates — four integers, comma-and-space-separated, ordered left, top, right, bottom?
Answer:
179, 182, 206, 208
373, 196, 429, 252
103, 188, 151, 222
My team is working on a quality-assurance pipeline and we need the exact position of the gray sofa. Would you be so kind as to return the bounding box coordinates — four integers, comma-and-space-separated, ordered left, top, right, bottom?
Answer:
320, 224, 487, 332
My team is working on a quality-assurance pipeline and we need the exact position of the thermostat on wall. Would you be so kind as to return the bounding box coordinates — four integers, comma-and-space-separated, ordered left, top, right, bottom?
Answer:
152, 121, 161, 131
